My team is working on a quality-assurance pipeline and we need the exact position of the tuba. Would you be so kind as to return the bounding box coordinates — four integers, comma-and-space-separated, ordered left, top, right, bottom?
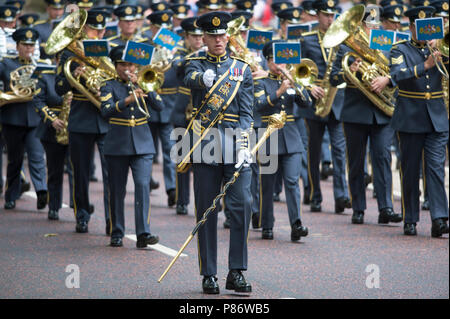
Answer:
45, 10, 118, 109
322, 4, 396, 117
227, 17, 262, 71
0, 59, 37, 107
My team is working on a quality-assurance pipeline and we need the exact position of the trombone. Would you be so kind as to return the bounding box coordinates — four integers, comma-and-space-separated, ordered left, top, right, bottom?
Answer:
125, 70, 150, 118
275, 60, 317, 103
427, 22, 449, 80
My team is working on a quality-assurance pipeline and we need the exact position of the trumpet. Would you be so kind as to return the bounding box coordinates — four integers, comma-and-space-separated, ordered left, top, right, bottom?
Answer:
125, 70, 150, 118
276, 64, 310, 102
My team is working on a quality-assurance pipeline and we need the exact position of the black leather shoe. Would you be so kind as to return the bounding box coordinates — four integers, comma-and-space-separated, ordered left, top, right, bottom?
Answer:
202, 276, 220, 294
226, 270, 252, 293
431, 218, 449, 238
4, 201, 15, 210
110, 237, 123, 247
223, 217, 230, 229
404, 223, 417, 236
262, 228, 273, 240
136, 233, 159, 248
37, 191, 48, 210
20, 181, 30, 195
150, 178, 159, 190
320, 162, 333, 180
378, 208, 403, 224
335, 197, 351, 214
273, 193, 280, 202
76, 221, 88, 233
421, 200, 430, 211
352, 211, 364, 224
48, 210, 59, 220
105, 219, 111, 236
291, 220, 308, 241
176, 204, 188, 215
252, 213, 260, 229
310, 200, 321, 212
167, 189, 176, 207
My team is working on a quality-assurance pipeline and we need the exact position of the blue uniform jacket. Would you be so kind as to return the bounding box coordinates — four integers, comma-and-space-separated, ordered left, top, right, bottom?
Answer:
170, 47, 191, 128
0, 57, 42, 127
34, 70, 64, 143
100, 78, 164, 156
183, 51, 254, 164
389, 40, 448, 133
330, 44, 391, 125
55, 47, 110, 134
298, 31, 345, 122
254, 73, 312, 155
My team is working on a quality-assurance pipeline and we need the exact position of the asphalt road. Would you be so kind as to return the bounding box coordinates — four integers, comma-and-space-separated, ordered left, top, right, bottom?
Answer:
0, 151, 448, 300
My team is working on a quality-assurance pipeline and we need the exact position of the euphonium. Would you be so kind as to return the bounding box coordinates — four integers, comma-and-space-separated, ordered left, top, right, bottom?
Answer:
323, 4, 396, 117
45, 10, 118, 109
0, 58, 37, 107
56, 91, 72, 145
137, 64, 165, 93
227, 17, 262, 71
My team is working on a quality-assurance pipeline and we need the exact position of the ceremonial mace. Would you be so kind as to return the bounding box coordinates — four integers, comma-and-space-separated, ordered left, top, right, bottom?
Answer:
158, 111, 287, 283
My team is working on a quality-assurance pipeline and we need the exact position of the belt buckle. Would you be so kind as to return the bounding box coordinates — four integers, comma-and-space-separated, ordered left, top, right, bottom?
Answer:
425, 92, 431, 100
130, 118, 136, 127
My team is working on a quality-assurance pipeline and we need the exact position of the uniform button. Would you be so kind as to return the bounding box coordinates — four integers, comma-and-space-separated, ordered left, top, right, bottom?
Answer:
426, 85, 430, 89
281, 96, 285, 99
426, 75, 430, 79
131, 115, 135, 119
217, 64, 220, 68
281, 105, 285, 109
131, 107, 134, 111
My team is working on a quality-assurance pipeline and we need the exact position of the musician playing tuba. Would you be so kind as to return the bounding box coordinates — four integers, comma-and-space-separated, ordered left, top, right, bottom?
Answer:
0, 27, 48, 211
53, 9, 112, 234
329, 5, 403, 226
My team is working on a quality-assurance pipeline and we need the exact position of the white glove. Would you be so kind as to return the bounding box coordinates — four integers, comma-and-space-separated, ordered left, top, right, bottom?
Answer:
202, 69, 216, 88
235, 149, 253, 169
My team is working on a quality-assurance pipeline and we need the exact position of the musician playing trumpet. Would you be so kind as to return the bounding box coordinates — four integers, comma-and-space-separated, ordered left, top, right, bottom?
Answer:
99, 45, 165, 248
253, 40, 312, 242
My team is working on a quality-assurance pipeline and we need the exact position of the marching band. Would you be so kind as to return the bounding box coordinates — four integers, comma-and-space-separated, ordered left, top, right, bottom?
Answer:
0, 0, 448, 295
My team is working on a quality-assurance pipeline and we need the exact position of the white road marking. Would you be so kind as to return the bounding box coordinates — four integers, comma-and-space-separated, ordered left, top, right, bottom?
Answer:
125, 234, 188, 257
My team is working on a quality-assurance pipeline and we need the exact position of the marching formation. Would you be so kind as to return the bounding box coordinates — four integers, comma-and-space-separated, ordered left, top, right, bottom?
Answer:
0, 0, 448, 295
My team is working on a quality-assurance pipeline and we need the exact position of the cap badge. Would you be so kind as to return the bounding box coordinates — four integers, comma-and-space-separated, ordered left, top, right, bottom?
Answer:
443, 2, 449, 10
328, 0, 335, 8
26, 30, 33, 39
27, 16, 34, 24
125, 7, 132, 15
179, 6, 186, 13
158, 4, 165, 10
395, 7, 401, 16
212, 16, 221, 27
96, 14, 103, 23
162, 13, 169, 22
293, 10, 300, 18
5, 9, 11, 17
418, 10, 426, 19
424, 1, 430, 6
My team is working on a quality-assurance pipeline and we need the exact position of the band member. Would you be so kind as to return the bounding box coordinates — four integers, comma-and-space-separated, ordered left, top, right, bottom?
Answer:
34, 54, 73, 221
390, 6, 449, 237
170, 17, 204, 215
222, 0, 236, 12
381, 4, 404, 31
0, 27, 48, 210
254, 40, 312, 241
299, 0, 351, 214
108, 4, 147, 47
275, 6, 303, 40
100, 45, 163, 247
34, 0, 66, 60
302, 0, 319, 23
55, 9, 111, 234
146, 10, 177, 207
183, 11, 253, 294
330, 7, 403, 225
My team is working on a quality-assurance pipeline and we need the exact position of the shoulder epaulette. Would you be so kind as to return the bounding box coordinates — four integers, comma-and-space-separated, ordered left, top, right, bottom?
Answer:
34, 19, 47, 26
109, 42, 118, 47
302, 30, 319, 37
391, 40, 408, 49
107, 35, 119, 41
185, 50, 207, 60
231, 56, 250, 65
41, 70, 56, 74
253, 75, 268, 80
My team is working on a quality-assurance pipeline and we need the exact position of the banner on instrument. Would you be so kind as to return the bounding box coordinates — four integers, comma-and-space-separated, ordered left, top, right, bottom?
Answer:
247, 29, 273, 51
153, 27, 181, 50
104, 22, 119, 39
273, 42, 301, 64
123, 41, 155, 66
287, 24, 310, 40
395, 31, 411, 43
415, 17, 444, 41
83, 40, 110, 57
369, 29, 395, 51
